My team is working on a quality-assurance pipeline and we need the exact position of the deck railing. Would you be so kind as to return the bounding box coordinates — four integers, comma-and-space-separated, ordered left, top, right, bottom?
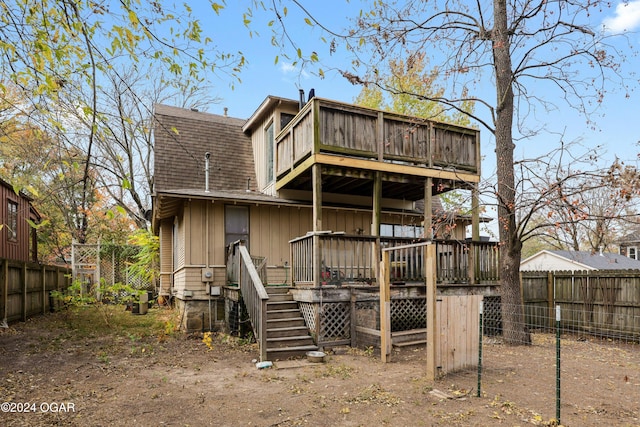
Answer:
276, 98, 480, 177
289, 233, 499, 286
226, 241, 269, 361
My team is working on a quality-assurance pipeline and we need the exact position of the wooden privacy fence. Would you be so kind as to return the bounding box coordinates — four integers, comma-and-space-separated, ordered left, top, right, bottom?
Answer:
522, 270, 640, 338
1, 258, 71, 324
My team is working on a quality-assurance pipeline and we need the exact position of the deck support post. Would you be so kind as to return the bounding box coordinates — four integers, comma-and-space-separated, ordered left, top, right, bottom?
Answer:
312, 164, 322, 288
426, 244, 438, 380
372, 172, 382, 282
380, 250, 391, 362
425, 178, 433, 240
472, 184, 480, 242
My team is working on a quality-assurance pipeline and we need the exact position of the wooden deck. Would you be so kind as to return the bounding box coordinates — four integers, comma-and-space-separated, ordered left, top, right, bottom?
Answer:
275, 98, 481, 200
289, 233, 499, 288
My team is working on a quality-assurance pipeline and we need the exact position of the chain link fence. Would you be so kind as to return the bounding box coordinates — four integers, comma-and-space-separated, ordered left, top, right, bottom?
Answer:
435, 299, 639, 426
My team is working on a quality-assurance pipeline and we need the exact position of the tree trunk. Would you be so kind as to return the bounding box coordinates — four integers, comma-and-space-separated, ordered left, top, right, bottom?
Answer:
493, 0, 530, 345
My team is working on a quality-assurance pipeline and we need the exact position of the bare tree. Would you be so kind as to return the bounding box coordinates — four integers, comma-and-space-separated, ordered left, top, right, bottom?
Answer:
89, 66, 218, 228
514, 141, 638, 257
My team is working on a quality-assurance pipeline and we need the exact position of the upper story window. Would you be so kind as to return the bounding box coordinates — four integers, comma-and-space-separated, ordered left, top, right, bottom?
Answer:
265, 121, 274, 183
7, 200, 18, 241
280, 113, 295, 130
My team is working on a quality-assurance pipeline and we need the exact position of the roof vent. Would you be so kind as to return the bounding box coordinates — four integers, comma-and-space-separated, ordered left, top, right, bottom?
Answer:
191, 108, 199, 112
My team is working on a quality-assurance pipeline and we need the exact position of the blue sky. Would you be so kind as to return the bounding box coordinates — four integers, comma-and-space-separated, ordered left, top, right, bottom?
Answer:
193, 1, 640, 187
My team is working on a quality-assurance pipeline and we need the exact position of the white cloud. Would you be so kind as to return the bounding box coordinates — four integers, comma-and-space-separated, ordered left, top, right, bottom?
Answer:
280, 62, 310, 79
602, 0, 640, 33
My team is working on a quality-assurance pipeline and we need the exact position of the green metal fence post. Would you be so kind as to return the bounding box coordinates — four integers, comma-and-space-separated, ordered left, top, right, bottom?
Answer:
556, 304, 561, 424
477, 299, 483, 397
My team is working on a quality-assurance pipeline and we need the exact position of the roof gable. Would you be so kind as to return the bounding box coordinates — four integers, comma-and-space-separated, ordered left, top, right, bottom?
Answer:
619, 230, 640, 245
153, 104, 256, 194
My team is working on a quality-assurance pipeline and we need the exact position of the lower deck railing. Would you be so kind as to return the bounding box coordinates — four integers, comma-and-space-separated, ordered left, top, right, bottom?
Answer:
289, 233, 499, 287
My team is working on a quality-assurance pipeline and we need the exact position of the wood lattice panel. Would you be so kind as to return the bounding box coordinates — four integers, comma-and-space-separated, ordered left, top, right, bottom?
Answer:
299, 302, 316, 333
391, 298, 426, 332
319, 302, 350, 341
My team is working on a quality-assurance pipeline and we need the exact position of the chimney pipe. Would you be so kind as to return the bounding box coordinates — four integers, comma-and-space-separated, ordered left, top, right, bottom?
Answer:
224, 107, 228, 117
204, 152, 211, 193
299, 89, 305, 110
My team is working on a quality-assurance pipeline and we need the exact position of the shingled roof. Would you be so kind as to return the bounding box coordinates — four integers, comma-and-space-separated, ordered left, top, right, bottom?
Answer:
153, 104, 256, 194
522, 249, 640, 271
619, 230, 640, 244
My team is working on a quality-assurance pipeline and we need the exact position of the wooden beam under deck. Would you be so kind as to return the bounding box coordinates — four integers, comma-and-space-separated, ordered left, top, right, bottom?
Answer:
275, 153, 480, 191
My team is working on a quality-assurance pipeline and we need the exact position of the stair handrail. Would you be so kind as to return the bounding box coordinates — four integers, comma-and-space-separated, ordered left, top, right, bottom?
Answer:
229, 241, 269, 361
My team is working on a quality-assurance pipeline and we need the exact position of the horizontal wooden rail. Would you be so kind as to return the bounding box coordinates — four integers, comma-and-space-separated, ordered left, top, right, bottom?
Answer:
290, 233, 499, 287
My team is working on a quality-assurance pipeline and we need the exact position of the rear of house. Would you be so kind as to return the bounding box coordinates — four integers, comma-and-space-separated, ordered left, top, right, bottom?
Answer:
151, 95, 491, 342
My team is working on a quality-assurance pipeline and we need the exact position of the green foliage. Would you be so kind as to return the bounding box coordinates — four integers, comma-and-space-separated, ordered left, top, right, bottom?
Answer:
126, 228, 160, 287
354, 52, 475, 126
51, 278, 144, 327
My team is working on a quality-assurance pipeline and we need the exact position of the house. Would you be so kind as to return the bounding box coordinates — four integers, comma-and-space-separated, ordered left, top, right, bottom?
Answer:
520, 249, 640, 272
618, 231, 640, 260
0, 177, 39, 263
152, 94, 498, 361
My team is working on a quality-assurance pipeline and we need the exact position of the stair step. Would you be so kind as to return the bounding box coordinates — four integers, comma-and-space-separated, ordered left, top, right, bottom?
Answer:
267, 301, 298, 310
267, 317, 306, 328
266, 308, 302, 320
266, 293, 293, 302
266, 344, 319, 361
392, 339, 427, 348
267, 326, 311, 338
267, 335, 316, 348
391, 328, 427, 337
265, 287, 292, 295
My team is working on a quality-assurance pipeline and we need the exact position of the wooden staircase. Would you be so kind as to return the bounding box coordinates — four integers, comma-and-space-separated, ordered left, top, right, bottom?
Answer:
265, 287, 318, 360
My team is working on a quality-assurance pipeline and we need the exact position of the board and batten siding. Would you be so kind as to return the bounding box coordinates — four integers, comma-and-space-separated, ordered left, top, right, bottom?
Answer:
251, 104, 300, 195
158, 221, 173, 296
0, 183, 34, 262
168, 198, 468, 293
182, 201, 226, 266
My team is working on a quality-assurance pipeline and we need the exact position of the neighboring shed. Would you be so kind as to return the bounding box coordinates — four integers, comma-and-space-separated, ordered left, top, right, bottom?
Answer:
0, 178, 39, 263
520, 249, 640, 272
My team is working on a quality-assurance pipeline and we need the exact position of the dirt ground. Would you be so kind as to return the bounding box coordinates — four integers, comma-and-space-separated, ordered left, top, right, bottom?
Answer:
1, 306, 639, 427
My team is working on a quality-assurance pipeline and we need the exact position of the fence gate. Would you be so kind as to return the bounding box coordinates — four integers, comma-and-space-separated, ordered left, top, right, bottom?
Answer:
380, 242, 482, 380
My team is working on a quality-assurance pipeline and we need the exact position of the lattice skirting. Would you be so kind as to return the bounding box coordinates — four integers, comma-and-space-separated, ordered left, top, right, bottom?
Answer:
300, 301, 351, 343
391, 298, 426, 332
319, 302, 350, 341
299, 298, 428, 344
299, 302, 316, 334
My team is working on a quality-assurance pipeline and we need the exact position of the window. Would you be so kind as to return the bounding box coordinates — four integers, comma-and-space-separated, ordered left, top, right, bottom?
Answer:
280, 113, 295, 130
225, 205, 249, 249
265, 122, 274, 182
380, 223, 424, 238
628, 246, 637, 260
7, 200, 18, 241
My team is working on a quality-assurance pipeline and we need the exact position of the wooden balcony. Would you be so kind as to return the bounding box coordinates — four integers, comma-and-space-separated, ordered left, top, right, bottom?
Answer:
289, 233, 499, 287
275, 98, 481, 200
